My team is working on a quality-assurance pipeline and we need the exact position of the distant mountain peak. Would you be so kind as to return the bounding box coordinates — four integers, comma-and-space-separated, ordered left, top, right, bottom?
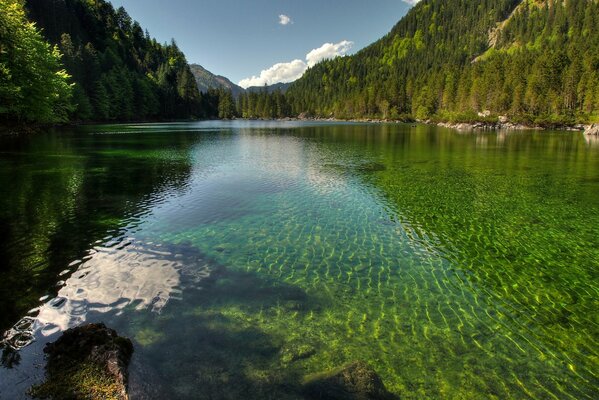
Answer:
189, 64, 293, 96
189, 64, 245, 97
246, 82, 292, 94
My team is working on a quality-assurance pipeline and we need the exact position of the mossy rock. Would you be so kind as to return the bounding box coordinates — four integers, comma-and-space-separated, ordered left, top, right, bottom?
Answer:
31, 323, 133, 400
302, 361, 398, 400
280, 342, 316, 364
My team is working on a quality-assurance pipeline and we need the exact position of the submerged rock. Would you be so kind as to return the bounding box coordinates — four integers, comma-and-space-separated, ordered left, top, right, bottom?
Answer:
31, 323, 133, 400
280, 342, 316, 364
302, 361, 397, 400
585, 123, 599, 136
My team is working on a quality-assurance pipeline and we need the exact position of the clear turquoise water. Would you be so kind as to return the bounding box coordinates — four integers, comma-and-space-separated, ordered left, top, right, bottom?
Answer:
0, 121, 598, 399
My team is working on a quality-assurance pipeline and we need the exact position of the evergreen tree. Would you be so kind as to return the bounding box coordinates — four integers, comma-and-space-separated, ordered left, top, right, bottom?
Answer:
286, 0, 599, 125
23, 0, 203, 122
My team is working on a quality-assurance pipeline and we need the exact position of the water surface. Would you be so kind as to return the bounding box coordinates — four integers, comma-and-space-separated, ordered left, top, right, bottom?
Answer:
0, 121, 597, 399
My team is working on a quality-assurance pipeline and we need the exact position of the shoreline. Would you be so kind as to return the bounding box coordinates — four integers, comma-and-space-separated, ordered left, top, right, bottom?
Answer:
3, 117, 598, 136
271, 116, 599, 135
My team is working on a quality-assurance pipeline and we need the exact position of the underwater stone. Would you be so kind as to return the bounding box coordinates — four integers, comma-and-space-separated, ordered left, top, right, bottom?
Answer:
302, 361, 397, 400
31, 323, 133, 400
280, 342, 316, 364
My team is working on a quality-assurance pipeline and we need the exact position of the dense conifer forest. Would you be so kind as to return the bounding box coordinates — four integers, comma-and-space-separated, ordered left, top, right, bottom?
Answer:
1, 0, 598, 126
24, 0, 204, 122
287, 0, 599, 125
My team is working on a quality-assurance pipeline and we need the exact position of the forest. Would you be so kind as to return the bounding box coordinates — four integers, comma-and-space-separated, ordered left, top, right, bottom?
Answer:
1, 0, 598, 126
287, 0, 599, 125
1, 0, 207, 124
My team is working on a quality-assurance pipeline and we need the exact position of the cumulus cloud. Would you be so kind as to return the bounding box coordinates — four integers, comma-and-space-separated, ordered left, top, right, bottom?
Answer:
402, 0, 421, 5
238, 40, 354, 88
238, 59, 306, 89
306, 40, 353, 67
279, 14, 292, 25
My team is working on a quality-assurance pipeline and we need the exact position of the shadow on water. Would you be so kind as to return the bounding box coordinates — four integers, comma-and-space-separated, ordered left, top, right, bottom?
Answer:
0, 127, 198, 333
1, 236, 321, 400
122, 245, 318, 400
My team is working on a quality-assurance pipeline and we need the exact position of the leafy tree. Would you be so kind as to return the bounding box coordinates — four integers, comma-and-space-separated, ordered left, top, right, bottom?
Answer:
0, 0, 72, 124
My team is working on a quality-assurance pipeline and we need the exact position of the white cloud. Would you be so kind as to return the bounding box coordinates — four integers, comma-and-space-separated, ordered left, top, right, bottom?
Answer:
239, 59, 306, 88
238, 40, 354, 88
402, 0, 421, 5
306, 40, 353, 67
279, 14, 292, 25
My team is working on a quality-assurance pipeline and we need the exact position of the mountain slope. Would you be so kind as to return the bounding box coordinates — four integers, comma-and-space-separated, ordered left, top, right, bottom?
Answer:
189, 63, 292, 98
287, 0, 599, 124
189, 64, 245, 97
24, 0, 201, 121
246, 82, 292, 94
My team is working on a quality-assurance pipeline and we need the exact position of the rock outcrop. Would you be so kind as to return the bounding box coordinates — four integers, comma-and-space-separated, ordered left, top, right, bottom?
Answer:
437, 120, 538, 131
31, 323, 133, 400
302, 361, 397, 400
585, 124, 599, 136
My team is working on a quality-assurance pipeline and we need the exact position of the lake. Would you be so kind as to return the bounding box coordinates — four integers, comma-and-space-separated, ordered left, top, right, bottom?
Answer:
0, 121, 597, 399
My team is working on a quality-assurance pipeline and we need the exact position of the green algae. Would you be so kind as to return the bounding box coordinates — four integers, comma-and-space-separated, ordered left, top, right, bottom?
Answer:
134, 328, 165, 347
30, 361, 124, 400
1, 122, 598, 399
136, 124, 597, 399
30, 324, 132, 400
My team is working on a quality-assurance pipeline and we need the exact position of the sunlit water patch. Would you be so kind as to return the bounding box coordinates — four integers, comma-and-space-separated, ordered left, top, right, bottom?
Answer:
0, 121, 598, 399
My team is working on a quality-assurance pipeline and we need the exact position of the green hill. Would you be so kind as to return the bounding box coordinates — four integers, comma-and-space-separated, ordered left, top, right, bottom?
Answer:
287, 0, 599, 125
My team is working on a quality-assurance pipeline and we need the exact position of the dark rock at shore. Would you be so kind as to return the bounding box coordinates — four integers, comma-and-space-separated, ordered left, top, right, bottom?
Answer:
302, 361, 398, 400
31, 323, 133, 400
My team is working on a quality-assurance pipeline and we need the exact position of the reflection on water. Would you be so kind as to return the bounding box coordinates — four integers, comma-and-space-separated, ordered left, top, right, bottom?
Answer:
36, 241, 181, 335
1, 121, 598, 399
585, 133, 599, 147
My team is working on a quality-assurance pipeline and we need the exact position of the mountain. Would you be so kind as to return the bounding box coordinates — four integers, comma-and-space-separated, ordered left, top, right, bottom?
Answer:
189, 62, 292, 97
287, 0, 599, 125
189, 64, 245, 97
246, 82, 292, 94
24, 0, 202, 121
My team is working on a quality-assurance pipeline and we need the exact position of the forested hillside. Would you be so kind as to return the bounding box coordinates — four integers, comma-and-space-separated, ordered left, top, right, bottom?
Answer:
24, 0, 201, 122
287, 0, 599, 125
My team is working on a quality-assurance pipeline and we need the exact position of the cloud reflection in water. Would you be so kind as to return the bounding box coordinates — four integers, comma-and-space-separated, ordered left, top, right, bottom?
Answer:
4, 239, 211, 348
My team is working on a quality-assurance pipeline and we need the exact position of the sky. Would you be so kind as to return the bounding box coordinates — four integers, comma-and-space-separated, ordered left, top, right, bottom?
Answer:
108, 1, 419, 88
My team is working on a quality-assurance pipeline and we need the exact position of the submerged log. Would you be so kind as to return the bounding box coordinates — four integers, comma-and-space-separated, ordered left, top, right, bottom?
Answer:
31, 323, 133, 400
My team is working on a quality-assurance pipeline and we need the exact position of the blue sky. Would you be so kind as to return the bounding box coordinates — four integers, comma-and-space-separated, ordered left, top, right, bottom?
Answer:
108, 0, 418, 87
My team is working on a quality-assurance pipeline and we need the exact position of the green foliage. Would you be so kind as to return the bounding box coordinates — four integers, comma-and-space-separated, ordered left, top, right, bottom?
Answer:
0, 0, 73, 124
218, 89, 236, 119
24, 0, 203, 122
286, 0, 599, 124
238, 88, 291, 119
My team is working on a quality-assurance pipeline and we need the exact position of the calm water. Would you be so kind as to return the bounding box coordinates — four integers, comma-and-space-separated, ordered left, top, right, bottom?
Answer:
0, 121, 598, 399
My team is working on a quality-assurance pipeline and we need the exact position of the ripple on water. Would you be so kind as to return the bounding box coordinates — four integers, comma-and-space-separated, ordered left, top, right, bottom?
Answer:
1, 238, 216, 351
1, 123, 598, 400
